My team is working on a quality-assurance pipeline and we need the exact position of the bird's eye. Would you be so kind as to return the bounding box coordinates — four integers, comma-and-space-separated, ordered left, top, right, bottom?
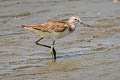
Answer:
75, 19, 77, 20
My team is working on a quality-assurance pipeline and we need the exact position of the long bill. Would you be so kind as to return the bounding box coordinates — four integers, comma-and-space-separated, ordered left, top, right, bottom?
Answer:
80, 21, 94, 28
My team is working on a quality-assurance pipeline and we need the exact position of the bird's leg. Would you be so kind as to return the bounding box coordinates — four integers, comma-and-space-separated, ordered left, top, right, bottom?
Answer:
35, 38, 51, 48
50, 40, 56, 62
35, 38, 56, 62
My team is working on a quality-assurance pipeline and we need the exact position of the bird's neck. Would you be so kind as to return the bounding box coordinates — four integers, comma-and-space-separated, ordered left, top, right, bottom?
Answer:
67, 20, 77, 32
69, 23, 76, 32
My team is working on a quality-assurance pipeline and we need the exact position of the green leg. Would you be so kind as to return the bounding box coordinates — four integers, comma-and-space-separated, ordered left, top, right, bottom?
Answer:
50, 41, 56, 62
35, 38, 56, 62
35, 38, 51, 48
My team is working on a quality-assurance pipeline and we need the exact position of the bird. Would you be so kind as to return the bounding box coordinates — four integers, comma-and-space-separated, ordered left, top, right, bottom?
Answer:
22, 16, 92, 62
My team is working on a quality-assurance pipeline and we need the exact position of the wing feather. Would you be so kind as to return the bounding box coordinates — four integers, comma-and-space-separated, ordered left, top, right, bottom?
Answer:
31, 21, 68, 32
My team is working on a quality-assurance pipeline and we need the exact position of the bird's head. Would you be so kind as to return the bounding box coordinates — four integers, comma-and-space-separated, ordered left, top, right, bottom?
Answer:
69, 16, 93, 27
69, 16, 81, 25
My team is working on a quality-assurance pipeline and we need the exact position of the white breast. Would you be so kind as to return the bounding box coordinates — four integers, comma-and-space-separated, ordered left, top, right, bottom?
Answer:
53, 28, 73, 39
25, 27, 73, 40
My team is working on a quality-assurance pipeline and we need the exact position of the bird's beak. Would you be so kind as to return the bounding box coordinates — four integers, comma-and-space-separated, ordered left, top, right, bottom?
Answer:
80, 21, 94, 28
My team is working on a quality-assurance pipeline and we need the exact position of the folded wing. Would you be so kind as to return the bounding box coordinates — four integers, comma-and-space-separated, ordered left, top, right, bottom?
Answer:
22, 21, 68, 32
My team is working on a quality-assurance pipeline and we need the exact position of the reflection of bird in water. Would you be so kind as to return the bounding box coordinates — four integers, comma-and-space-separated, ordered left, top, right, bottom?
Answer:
22, 16, 93, 62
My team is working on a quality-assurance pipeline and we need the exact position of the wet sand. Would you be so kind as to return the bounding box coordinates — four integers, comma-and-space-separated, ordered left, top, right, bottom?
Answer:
0, 0, 120, 80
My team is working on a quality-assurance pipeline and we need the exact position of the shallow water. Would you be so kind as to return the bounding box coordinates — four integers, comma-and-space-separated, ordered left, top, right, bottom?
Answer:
0, 0, 120, 80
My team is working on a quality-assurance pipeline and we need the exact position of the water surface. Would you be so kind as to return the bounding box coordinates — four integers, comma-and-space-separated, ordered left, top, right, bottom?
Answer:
0, 0, 120, 80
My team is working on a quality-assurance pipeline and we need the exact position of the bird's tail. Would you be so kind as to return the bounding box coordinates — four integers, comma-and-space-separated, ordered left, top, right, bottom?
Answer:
21, 25, 32, 29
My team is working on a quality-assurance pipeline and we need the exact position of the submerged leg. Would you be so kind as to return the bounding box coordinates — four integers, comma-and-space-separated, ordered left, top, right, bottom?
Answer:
35, 38, 51, 48
35, 38, 56, 62
50, 40, 56, 62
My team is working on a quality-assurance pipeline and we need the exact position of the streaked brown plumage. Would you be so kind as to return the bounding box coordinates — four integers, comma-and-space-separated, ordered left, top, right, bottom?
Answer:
21, 16, 92, 62
21, 16, 80, 39
22, 21, 69, 33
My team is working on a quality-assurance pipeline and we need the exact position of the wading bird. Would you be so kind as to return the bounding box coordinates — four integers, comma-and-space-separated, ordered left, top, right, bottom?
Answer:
22, 16, 92, 62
